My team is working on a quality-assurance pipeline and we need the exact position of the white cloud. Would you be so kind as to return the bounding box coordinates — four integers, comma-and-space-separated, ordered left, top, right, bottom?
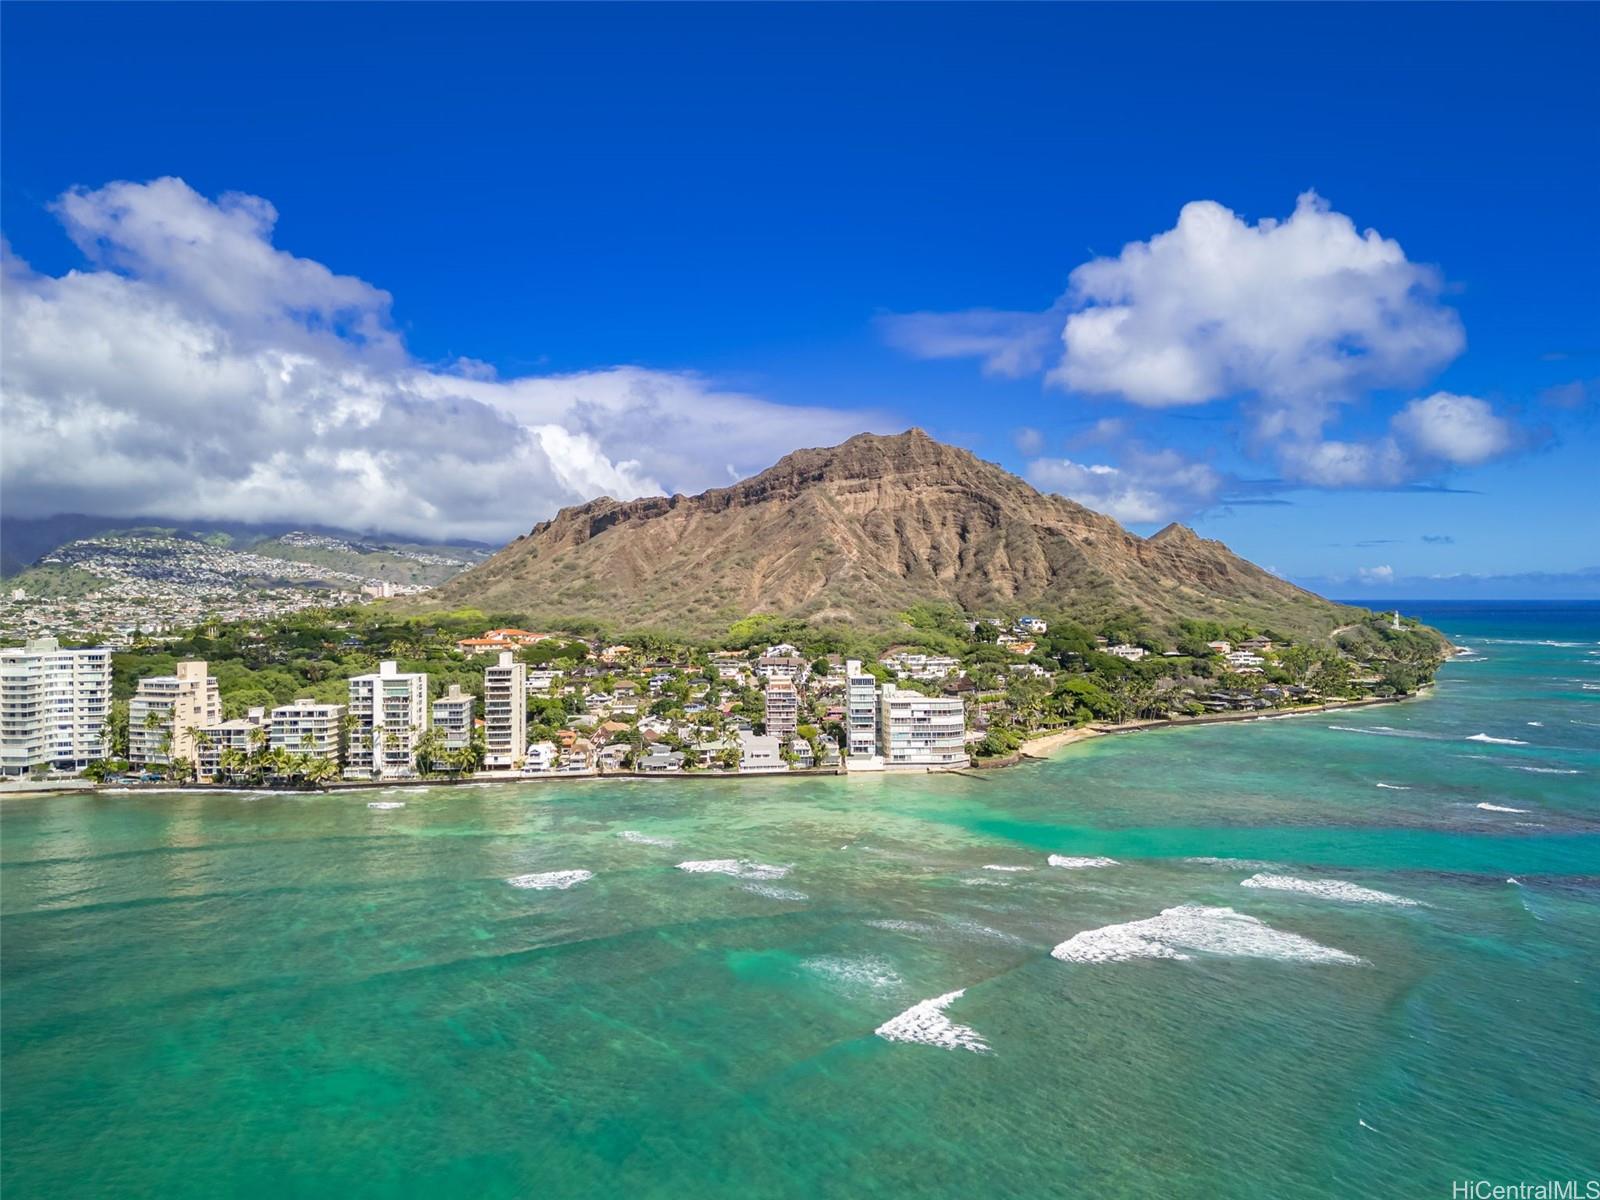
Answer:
884, 192, 1522, 489
1, 178, 888, 542
1357, 565, 1395, 585
877, 308, 1058, 378
1389, 392, 1514, 466
1026, 447, 1223, 526
1012, 425, 1045, 455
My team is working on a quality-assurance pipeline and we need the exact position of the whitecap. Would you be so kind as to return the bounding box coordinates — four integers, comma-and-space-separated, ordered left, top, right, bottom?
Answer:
1476, 802, 1529, 813
743, 883, 808, 901
1240, 873, 1420, 907
874, 989, 989, 1053
1526, 722, 1544, 727
366, 801, 405, 810
866, 918, 936, 934
803, 955, 902, 992
676, 858, 791, 880
506, 869, 593, 890
617, 830, 676, 847
1507, 765, 1582, 775
1327, 725, 1438, 740
1374, 782, 1412, 791
1051, 904, 1362, 965
982, 864, 1032, 872
1047, 854, 1119, 869
1467, 733, 1529, 746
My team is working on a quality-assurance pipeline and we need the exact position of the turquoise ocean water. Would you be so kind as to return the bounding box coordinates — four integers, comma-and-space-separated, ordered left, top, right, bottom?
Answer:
3, 602, 1597, 1198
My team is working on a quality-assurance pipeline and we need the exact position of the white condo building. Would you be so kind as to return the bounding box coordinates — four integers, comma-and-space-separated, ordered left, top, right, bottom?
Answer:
432, 685, 475, 752
270, 699, 345, 763
1, 636, 114, 777
483, 651, 526, 769
764, 678, 800, 740
845, 659, 882, 767
129, 660, 222, 769
878, 683, 968, 768
345, 661, 428, 779
196, 709, 266, 780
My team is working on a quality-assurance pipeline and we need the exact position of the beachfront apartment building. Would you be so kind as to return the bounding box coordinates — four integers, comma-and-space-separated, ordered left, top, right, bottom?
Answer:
270, 699, 345, 763
764, 678, 800, 740
345, 661, 428, 779
483, 650, 526, 769
129, 660, 222, 769
878, 684, 968, 768
0, 636, 114, 777
845, 660, 882, 766
432, 685, 475, 752
196, 709, 266, 780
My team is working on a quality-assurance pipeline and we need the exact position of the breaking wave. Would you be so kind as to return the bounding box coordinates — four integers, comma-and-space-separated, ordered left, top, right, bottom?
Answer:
1326, 725, 1439, 740
1374, 782, 1412, 791
1047, 854, 1119, 869
617, 830, 676, 847
1051, 904, 1362, 965
803, 955, 902, 992
874, 989, 989, 1053
506, 869, 594, 890
1240, 873, 1420, 907
743, 883, 808, 901
366, 801, 405, 810
1182, 856, 1281, 869
1507, 765, 1583, 775
866, 918, 936, 934
1467, 733, 1529, 746
1476, 802, 1529, 813
677, 859, 791, 880
982, 864, 1032, 872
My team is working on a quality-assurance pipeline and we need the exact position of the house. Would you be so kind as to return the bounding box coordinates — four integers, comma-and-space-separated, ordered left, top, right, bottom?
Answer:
521, 741, 558, 772
789, 737, 815, 768
637, 747, 685, 772
594, 743, 630, 770
754, 655, 807, 683
1240, 636, 1274, 653
1107, 644, 1148, 662
694, 738, 740, 768
456, 636, 512, 656
482, 628, 549, 646
525, 669, 562, 694
737, 731, 787, 773
1206, 641, 1232, 655
1015, 616, 1049, 635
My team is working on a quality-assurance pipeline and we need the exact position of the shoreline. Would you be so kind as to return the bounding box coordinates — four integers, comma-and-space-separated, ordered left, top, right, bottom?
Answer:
999, 687, 1432, 765
1, 688, 1435, 799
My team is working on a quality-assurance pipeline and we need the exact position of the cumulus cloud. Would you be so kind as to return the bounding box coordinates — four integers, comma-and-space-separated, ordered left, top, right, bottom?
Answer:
1026, 447, 1224, 525
1, 178, 887, 542
884, 192, 1522, 490
1357, 565, 1395, 585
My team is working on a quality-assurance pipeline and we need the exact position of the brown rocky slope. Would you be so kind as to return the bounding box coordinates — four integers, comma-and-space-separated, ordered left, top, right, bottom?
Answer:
418, 430, 1360, 639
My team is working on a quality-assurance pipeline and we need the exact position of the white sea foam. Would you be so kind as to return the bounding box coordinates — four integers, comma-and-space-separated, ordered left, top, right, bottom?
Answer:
874, 989, 989, 1053
961, 876, 1007, 887
617, 830, 676, 847
1051, 904, 1363, 965
1182, 856, 1280, 869
1527, 721, 1544, 727
743, 883, 808, 901
1327, 724, 1438, 740
1374, 782, 1412, 791
1467, 733, 1529, 746
676, 858, 790, 880
1507, 765, 1582, 775
982, 864, 1032, 872
506, 869, 594, 890
866, 918, 936, 934
1240, 873, 1420, 907
366, 801, 405, 810
1047, 854, 1119, 869
803, 955, 902, 992
1476, 802, 1529, 813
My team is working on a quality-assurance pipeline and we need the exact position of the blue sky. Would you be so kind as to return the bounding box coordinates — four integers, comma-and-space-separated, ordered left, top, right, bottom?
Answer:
2, 3, 1596, 596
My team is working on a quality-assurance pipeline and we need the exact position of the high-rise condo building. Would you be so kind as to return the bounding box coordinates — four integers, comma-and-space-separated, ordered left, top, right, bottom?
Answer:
764, 678, 800, 740
129, 660, 222, 769
432, 685, 475, 752
878, 683, 968, 768
345, 661, 428, 779
270, 699, 345, 763
845, 660, 881, 765
0, 636, 114, 777
483, 651, 526, 768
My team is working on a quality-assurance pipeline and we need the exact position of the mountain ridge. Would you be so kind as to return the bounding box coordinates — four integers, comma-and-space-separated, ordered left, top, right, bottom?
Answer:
420, 429, 1362, 639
